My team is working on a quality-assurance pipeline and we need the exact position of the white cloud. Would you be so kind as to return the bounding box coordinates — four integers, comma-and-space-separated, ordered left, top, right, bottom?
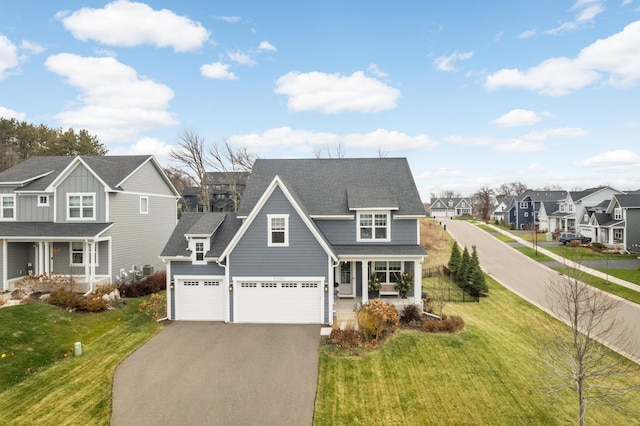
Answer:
0, 35, 19, 79
0, 106, 26, 120
227, 127, 436, 153
19, 40, 44, 54
228, 50, 256, 66
546, 0, 605, 35
492, 109, 541, 127
200, 62, 238, 80
577, 149, 640, 171
274, 71, 401, 114
258, 41, 277, 52
108, 137, 174, 160
519, 29, 538, 39
367, 63, 388, 78
44, 53, 177, 142
433, 51, 474, 72
216, 16, 241, 24
486, 20, 640, 95
59, 0, 209, 52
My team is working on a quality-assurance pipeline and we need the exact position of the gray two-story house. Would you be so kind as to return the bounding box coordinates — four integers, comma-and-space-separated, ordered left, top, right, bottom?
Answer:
0, 155, 179, 292
160, 158, 427, 325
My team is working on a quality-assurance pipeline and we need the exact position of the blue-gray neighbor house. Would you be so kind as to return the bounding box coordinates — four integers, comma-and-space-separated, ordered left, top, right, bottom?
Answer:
160, 158, 427, 325
0, 155, 179, 292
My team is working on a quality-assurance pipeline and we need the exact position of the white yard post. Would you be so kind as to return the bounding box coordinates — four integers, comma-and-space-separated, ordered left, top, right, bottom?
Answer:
413, 260, 422, 303
361, 261, 369, 305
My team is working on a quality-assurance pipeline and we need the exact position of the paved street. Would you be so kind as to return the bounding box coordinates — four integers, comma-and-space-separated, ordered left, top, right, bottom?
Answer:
443, 218, 640, 363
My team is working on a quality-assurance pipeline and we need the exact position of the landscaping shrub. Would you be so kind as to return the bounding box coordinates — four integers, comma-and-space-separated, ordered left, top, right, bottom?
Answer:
591, 242, 605, 250
401, 304, 423, 323
138, 293, 167, 321
92, 284, 116, 297
118, 271, 166, 298
328, 329, 364, 349
48, 290, 108, 312
357, 299, 400, 340
421, 315, 465, 333
569, 240, 581, 247
79, 296, 108, 312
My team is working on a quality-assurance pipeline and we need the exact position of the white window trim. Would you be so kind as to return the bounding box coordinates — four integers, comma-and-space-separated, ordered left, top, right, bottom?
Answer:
37, 195, 50, 207
613, 207, 622, 220
188, 238, 209, 265
140, 196, 149, 214
0, 194, 16, 221
69, 242, 99, 267
524, 212, 529, 217
519, 202, 528, 209
267, 214, 289, 247
67, 193, 96, 221
357, 211, 391, 242
373, 261, 403, 284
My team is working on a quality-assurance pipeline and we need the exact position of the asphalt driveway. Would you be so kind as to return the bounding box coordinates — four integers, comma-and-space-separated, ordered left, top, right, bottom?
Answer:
111, 322, 320, 426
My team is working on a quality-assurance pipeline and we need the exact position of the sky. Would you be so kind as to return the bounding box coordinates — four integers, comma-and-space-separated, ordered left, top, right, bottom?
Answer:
1, 0, 639, 200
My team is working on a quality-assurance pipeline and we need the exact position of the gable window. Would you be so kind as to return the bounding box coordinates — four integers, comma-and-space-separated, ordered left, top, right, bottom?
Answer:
448, 200, 453, 206
0, 195, 15, 220
520, 202, 528, 209
268, 214, 289, 247
568, 204, 574, 212
140, 196, 149, 214
38, 195, 49, 206
358, 212, 390, 242
614, 207, 622, 220
68, 193, 95, 220
373, 261, 402, 283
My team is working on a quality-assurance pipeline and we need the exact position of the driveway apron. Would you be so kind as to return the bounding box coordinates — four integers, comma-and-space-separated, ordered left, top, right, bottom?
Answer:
111, 322, 320, 426
443, 218, 640, 363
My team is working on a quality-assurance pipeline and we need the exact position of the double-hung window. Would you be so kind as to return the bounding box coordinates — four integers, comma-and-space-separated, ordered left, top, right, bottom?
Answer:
68, 193, 95, 220
70, 242, 85, 266
614, 208, 622, 220
0, 195, 15, 220
358, 212, 390, 242
195, 241, 205, 261
268, 214, 289, 247
374, 261, 402, 283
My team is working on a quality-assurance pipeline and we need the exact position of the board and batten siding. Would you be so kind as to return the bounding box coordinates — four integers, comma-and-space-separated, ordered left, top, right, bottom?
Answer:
119, 160, 176, 196
6, 242, 30, 279
229, 187, 329, 278
315, 217, 418, 245
17, 194, 54, 222
170, 261, 226, 280
0, 241, 4, 289
626, 209, 640, 252
55, 163, 107, 223
105, 192, 176, 279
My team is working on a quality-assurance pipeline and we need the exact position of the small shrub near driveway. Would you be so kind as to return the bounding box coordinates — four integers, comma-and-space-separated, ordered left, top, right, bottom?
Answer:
118, 271, 166, 298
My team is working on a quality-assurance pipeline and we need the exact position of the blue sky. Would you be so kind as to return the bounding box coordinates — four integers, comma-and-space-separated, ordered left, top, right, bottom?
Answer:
1, 0, 639, 200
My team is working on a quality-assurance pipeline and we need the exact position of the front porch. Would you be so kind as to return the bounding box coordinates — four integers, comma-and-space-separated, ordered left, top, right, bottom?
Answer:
333, 295, 422, 330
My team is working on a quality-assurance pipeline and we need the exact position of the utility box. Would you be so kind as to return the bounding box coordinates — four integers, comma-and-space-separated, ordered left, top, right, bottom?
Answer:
74, 342, 82, 356
142, 265, 154, 276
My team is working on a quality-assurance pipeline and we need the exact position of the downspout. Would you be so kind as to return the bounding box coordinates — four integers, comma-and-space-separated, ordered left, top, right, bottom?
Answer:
216, 258, 230, 323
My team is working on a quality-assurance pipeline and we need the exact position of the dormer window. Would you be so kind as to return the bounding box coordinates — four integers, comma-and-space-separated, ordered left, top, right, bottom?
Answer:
268, 214, 289, 247
195, 242, 205, 261
189, 237, 209, 264
357, 211, 390, 242
448, 200, 453, 206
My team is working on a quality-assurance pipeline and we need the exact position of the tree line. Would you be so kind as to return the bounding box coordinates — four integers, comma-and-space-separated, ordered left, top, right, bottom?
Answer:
0, 118, 106, 172
447, 241, 488, 297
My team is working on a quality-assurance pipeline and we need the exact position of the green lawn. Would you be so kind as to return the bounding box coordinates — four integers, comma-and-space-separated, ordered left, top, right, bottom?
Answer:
546, 246, 637, 261
314, 277, 640, 425
0, 298, 161, 425
552, 267, 640, 305
596, 268, 640, 285
515, 246, 555, 262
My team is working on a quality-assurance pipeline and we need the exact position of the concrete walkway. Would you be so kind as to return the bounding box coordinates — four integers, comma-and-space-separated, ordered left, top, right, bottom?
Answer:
443, 218, 640, 364
111, 322, 320, 426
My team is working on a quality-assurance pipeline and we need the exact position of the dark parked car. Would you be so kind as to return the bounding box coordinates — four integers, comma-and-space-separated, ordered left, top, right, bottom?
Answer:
558, 232, 591, 245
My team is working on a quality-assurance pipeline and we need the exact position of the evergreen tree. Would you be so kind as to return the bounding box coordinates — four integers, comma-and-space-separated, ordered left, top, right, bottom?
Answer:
459, 246, 471, 287
470, 245, 488, 296
447, 241, 461, 274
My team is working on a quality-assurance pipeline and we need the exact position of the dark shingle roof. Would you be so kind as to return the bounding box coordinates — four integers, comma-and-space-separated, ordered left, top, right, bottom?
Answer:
520, 190, 567, 202
615, 194, 640, 208
160, 212, 242, 258
0, 222, 112, 238
238, 158, 424, 217
347, 187, 399, 210
0, 155, 152, 191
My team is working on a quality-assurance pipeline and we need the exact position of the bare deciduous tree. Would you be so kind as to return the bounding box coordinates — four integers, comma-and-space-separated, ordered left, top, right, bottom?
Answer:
431, 276, 449, 321
539, 267, 637, 426
472, 186, 495, 221
314, 140, 346, 159
209, 140, 256, 211
495, 181, 528, 197
169, 129, 212, 211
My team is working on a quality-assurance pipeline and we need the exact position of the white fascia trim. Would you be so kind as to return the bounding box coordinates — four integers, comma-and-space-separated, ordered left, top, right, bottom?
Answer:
339, 255, 425, 262
309, 214, 354, 220
394, 214, 426, 219
219, 175, 337, 262
119, 190, 178, 199
349, 207, 399, 211
46, 156, 112, 192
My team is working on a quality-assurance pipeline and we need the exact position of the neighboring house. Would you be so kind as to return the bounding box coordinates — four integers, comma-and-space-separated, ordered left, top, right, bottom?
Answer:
508, 190, 567, 230
161, 158, 427, 325
181, 171, 250, 212
549, 187, 623, 235
537, 201, 559, 233
430, 197, 472, 217
0, 155, 179, 292
588, 193, 640, 252
491, 196, 513, 222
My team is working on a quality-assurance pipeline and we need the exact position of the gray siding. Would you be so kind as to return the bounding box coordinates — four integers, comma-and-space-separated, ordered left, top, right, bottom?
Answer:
55, 163, 107, 222
119, 160, 175, 196
170, 260, 225, 280
50, 242, 109, 276
18, 194, 54, 222
627, 210, 640, 252
0, 241, 3, 288
229, 187, 329, 278
315, 217, 418, 245
105, 192, 176, 279
7, 242, 31, 279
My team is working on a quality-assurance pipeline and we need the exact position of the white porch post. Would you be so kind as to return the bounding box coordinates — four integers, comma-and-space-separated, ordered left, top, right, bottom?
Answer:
361, 261, 369, 304
413, 260, 422, 302
38, 242, 44, 275
89, 241, 96, 290
44, 243, 51, 275
84, 241, 90, 285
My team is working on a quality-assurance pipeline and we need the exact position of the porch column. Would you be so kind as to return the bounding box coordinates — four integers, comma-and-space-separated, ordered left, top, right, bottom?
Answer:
413, 260, 422, 303
38, 242, 44, 275
44, 243, 51, 275
361, 261, 369, 305
89, 241, 96, 290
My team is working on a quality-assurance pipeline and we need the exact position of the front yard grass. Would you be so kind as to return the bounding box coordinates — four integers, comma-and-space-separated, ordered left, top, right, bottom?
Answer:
515, 246, 555, 262
596, 268, 640, 285
0, 297, 161, 425
314, 276, 640, 425
552, 267, 640, 305
546, 246, 638, 261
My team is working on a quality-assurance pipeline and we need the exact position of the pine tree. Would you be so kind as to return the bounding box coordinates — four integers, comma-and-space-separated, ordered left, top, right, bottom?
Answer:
470, 245, 488, 296
459, 246, 471, 287
447, 241, 461, 274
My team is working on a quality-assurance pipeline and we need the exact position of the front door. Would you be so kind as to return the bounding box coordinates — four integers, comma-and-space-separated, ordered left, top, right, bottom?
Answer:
338, 261, 354, 297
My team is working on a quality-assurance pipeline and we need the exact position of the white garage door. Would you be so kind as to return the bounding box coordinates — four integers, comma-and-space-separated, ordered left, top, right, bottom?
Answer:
234, 278, 323, 324
175, 277, 226, 321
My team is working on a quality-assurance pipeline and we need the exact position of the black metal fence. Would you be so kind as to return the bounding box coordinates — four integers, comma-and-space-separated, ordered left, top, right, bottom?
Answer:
423, 265, 480, 303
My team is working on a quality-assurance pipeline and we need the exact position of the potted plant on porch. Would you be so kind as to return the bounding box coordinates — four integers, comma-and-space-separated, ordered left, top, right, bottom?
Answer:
394, 273, 414, 298
368, 274, 381, 298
